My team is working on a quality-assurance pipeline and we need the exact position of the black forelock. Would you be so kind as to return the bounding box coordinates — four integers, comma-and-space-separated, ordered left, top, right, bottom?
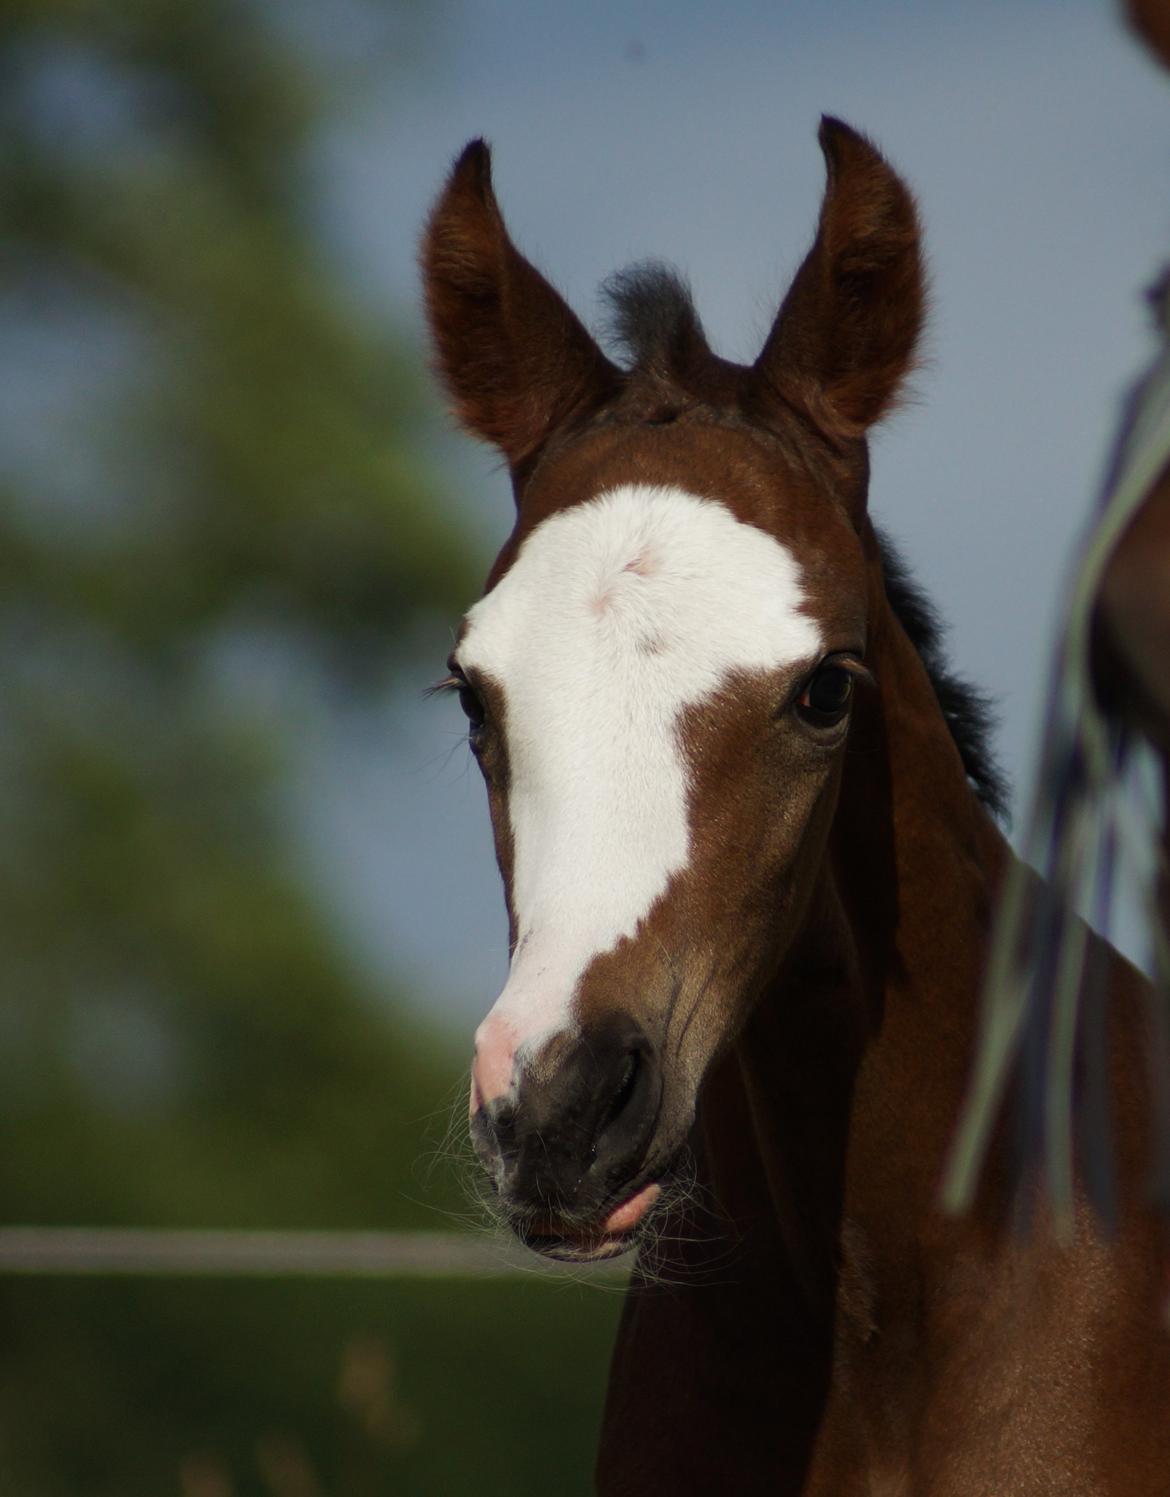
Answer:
600, 261, 710, 373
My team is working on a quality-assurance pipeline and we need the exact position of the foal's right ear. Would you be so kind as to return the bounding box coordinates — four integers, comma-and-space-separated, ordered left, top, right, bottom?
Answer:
421, 141, 619, 474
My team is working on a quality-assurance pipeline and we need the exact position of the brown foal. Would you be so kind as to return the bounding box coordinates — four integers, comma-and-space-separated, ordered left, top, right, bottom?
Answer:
422, 117, 1170, 1493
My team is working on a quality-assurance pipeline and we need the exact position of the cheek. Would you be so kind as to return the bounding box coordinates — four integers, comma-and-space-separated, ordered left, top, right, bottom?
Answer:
687, 744, 843, 933
651, 757, 844, 1083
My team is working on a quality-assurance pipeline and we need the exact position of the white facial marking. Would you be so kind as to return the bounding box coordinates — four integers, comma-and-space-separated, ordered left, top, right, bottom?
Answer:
463, 484, 822, 1092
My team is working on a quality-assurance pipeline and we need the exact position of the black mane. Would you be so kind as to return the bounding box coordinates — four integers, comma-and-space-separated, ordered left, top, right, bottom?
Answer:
877, 532, 1009, 821
602, 262, 1008, 821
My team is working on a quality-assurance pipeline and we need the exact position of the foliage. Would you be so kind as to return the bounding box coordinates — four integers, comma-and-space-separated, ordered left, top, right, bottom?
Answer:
1, 1278, 622, 1497
0, 0, 477, 1228
0, 5, 618, 1494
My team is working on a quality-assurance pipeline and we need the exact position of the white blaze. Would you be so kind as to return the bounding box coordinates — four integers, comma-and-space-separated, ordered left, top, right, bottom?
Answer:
461, 484, 822, 1086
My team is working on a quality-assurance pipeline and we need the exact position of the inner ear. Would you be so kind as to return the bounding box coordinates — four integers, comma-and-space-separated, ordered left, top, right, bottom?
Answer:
749, 117, 925, 443
420, 140, 620, 479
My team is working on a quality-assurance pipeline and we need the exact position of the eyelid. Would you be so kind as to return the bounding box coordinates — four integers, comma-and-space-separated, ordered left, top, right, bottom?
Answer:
797, 650, 872, 690
425, 656, 491, 707
833, 654, 875, 688
425, 653, 470, 698
425, 654, 472, 697
448, 654, 488, 688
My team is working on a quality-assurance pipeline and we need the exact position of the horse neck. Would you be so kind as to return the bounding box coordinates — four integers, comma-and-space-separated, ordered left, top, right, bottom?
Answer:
717, 521, 1009, 1303
834, 525, 1009, 1031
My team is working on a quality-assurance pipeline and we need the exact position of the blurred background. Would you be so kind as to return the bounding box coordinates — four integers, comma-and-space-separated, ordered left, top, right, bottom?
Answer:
1, 1, 1167, 1493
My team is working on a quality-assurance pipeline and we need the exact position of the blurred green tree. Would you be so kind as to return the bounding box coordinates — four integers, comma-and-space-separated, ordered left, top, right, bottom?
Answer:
0, 0, 478, 1232
0, 8, 627, 1496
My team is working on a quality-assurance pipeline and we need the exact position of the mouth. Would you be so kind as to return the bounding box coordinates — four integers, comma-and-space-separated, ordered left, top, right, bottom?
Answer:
514, 1180, 663, 1263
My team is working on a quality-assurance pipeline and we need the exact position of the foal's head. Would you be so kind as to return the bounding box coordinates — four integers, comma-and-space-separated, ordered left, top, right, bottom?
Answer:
423, 119, 924, 1260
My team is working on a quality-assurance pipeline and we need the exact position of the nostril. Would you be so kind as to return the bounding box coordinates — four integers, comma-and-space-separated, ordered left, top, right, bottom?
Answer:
585, 1037, 658, 1187
494, 1104, 517, 1149
598, 1049, 641, 1138
470, 1096, 520, 1176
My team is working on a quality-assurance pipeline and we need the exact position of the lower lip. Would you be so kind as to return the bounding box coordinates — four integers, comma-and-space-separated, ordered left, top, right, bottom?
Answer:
525, 1182, 663, 1262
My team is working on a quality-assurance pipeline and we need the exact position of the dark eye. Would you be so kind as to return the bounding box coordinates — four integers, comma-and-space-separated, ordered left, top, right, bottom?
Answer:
458, 684, 485, 732
442, 654, 486, 735
796, 665, 854, 728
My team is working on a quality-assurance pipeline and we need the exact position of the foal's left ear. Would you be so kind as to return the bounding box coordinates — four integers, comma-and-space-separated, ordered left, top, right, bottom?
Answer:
421, 140, 620, 476
750, 118, 925, 443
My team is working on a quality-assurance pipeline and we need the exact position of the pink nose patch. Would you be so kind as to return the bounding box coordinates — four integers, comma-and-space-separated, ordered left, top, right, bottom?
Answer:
470, 1011, 521, 1112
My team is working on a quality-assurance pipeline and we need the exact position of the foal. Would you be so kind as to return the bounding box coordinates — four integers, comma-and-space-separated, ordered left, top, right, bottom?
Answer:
422, 120, 1170, 1493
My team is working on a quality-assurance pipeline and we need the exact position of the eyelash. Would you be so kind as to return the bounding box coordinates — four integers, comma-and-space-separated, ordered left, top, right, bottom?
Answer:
426, 665, 487, 736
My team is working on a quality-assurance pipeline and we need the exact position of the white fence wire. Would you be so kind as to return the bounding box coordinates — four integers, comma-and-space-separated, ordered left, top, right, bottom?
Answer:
0, 1227, 629, 1280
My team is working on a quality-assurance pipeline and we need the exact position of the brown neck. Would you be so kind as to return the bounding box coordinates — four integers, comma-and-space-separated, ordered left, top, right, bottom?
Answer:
605, 530, 1010, 1485
718, 523, 1009, 1305
833, 527, 1009, 1220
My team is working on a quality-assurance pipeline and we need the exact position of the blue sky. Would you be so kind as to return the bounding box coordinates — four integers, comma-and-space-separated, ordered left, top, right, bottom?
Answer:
288, 0, 1170, 1030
